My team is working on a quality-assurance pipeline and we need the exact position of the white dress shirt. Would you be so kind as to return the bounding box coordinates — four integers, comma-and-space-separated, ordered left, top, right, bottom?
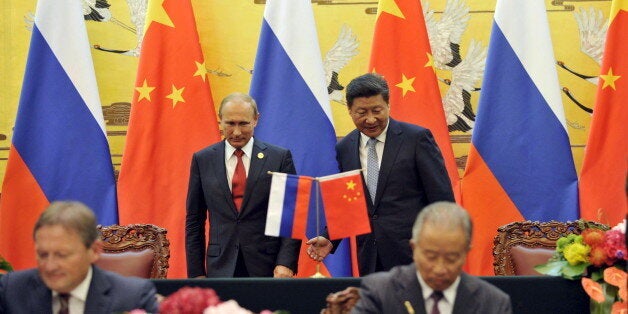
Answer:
417, 270, 461, 314
52, 266, 92, 314
359, 121, 389, 179
225, 139, 253, 191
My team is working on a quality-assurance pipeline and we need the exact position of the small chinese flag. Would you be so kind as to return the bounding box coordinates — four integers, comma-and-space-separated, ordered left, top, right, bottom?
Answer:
319, 170, 371, 240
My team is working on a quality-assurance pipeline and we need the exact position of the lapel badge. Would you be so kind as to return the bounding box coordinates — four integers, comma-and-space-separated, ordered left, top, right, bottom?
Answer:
257, 152, 264, 159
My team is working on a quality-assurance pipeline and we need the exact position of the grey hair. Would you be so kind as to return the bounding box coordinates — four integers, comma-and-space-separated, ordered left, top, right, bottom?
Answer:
412, 201, 473, 247
218, 92, 259, 118
33, 201, 99, 248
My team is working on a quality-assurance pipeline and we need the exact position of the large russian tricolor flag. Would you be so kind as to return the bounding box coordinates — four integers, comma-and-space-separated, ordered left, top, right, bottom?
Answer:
0, 0, 117, 269
250, 0, 354, 277
460, 0, 579, 275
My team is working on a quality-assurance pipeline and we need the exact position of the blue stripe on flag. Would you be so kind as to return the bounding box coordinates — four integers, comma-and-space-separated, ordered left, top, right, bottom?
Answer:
473, 21, 578, 221
279, 175, 298, 237
250, 21, 338, 176
250, 1, 352, 277
12, 25, 117, 224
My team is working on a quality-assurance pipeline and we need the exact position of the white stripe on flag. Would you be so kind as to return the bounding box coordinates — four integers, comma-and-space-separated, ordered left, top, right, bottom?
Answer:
265, 172, 288, 237
495, 0, 566, 130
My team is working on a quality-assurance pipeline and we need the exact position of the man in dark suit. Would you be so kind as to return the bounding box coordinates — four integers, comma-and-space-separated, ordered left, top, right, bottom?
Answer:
307, 73, 455, 275
186, 92, 300, 278
353, 202, 512, 314
0, 201, 158, 313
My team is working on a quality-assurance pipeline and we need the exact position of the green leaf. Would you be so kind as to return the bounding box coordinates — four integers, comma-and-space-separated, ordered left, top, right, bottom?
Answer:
534, 260, 567, 276
562, 263, 589, 279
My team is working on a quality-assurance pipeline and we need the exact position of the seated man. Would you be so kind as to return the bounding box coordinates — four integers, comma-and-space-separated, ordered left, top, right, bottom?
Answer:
353, 202, 512, 314
0, 201, 159, 313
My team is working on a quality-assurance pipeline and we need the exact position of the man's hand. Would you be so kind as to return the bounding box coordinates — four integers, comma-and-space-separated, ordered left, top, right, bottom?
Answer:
306, 236, 333, 262
273, 265, 294, 278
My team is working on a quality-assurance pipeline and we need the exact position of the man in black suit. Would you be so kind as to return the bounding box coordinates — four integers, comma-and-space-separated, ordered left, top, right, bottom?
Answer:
185, 92, 300, 278
307, 73, 455, 275
353, 202, 512, 313
0, 201, 158, 313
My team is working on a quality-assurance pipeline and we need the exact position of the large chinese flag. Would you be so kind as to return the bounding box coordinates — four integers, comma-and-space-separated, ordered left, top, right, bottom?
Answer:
117, 0, 220, 278
369, 0, 460, 200
579, 0, 627, 226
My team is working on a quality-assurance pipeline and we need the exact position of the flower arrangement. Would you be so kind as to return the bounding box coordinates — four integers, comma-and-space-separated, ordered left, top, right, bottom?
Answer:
155, 287, 281, 314
535, 219, 627, 314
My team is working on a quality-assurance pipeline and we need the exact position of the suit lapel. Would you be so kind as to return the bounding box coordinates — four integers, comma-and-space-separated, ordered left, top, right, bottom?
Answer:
240, 140, 268, 214
394, 265, 426, 314
376, 119, 404, 206
346, 131, 362, 170
29, 273, 53, 314
452, 273, 480, 314
213, 142, 238, 212
85, 267, 112, 313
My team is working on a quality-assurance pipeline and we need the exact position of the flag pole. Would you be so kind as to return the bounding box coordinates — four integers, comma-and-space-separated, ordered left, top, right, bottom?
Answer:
311, 177, 326, 278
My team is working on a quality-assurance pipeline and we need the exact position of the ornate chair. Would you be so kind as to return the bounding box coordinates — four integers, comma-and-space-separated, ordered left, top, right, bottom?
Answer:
321, 287, 361, 314
492, 220, 607, 276
94, 224, 170, 279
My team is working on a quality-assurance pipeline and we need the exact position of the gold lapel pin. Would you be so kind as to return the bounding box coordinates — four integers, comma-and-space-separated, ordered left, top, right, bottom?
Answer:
257, 152, 264, 159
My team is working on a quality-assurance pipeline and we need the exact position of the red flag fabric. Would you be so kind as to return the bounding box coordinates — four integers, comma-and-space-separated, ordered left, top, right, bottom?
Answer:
369, 0, 460, 200
579, 0, 628, 226
117, 0, 220, 278
319, 170, 371, 240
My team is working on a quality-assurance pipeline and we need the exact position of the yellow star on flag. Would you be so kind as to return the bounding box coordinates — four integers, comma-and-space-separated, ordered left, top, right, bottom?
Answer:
600, 68, 621, 90
135, 79, 155, 102
425, 52, 436, 72
145, 0, 174, 35
396, 74, 416, 96
377, 0, 405, 20
166, 85, 185, 108
194, 61, 208, 82
346, 180, 356, 190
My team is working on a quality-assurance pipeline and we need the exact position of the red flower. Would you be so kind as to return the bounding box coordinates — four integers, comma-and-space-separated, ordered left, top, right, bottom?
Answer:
589, 246, 609, 267
582, 228, 606, 247
604, 230, 628, 263
159, 287, 221, 314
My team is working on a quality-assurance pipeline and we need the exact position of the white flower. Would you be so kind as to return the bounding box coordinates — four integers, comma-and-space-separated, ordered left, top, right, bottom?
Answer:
203, 300, 253, 314
611, 219, 626, 234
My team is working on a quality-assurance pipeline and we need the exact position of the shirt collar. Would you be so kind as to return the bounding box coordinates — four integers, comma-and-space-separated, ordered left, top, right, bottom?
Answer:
53, 265, 92, 303
359, 119, 389, 147
225, 138, 254, 159
416, 270, 461, 304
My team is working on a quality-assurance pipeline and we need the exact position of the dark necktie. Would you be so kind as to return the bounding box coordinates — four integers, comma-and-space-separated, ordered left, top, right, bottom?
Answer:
232, 149, 246, 210
366, 137, 379, 203
429, 291, 444, 314
58, 293, 70, 314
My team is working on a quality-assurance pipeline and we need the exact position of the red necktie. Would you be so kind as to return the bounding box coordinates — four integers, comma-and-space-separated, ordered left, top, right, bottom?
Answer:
232, 149, 246, 211
430, 291, 443, 314
58, 293, 70, 314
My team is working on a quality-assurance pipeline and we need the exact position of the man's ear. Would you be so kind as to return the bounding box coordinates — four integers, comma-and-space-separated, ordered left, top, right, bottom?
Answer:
90, 239, 103, 262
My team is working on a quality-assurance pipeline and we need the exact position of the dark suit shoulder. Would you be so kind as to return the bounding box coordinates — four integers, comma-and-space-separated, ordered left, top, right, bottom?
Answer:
254, 139, 291, 154
390, 118, 430, 135
195, 141, 224, 156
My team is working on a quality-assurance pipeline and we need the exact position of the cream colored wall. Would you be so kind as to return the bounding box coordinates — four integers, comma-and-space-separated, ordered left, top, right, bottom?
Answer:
0, 0, 611, 182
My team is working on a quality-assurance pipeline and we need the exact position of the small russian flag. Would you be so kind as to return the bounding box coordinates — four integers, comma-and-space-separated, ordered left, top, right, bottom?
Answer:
265, 172, 313, 240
